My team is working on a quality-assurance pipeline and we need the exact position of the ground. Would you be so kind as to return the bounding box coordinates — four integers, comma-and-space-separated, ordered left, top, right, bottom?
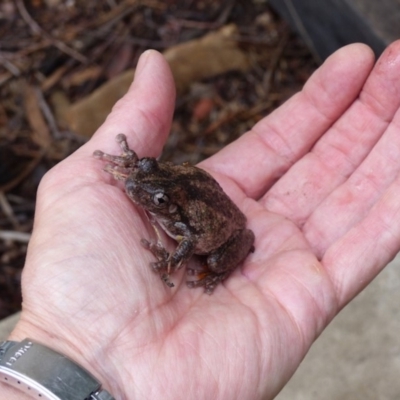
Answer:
0, 0, 316, 318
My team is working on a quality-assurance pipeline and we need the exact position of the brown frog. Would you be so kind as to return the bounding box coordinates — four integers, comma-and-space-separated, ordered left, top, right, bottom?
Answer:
93, 134, 255, 294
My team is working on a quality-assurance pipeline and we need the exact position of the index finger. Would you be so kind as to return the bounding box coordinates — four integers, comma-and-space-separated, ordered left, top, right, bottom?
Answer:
201, 43, 375, 199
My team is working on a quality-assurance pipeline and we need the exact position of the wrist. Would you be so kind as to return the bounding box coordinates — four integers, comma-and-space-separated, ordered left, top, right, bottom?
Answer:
0, 384, 32, 400
3, 320, 117, 399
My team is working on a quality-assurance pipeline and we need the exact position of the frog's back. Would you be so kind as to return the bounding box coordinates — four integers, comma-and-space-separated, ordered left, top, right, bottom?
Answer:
176, 165, 247, 252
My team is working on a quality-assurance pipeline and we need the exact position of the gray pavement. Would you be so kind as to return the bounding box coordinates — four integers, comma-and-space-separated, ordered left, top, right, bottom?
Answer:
0, 312, 20, 341
276, 254, 400, 400
1, 255, 400, 399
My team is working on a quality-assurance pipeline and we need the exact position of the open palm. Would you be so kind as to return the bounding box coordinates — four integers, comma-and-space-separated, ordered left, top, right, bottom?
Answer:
9, 42, 400, 400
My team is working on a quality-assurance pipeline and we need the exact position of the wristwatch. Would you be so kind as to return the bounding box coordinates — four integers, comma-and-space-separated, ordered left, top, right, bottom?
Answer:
0, 339, 115, 400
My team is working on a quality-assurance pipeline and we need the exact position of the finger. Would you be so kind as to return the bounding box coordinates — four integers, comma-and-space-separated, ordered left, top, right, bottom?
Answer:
201, 43, 375, 199
78, 50, 175, 158
262, 40, 400, 228
304, 110, 400, 257
321, 173, 400, 308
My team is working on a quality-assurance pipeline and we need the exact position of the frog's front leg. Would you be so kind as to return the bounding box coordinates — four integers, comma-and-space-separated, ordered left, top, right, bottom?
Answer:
187, 229, 255, 294
168, 237, 196, 272
93, 134, 139, 180
141, 238, 174, 287
141, 237, 195, 288
145, 216, 195, 271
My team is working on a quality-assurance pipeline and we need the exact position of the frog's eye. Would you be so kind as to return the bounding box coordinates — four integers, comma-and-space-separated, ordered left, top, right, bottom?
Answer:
153, 192, 169, 206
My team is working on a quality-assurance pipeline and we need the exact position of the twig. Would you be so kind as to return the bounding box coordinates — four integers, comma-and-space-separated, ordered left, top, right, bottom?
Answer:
0, 192, 19, 229
41, 64, 70, 92
0, 71, 13, 87
34, 86, 61, 139
262, 32, 289, 95
15, 0, 88, 64
85, 0, 164, 31
0, 230, 31, 243
0, 54, 21, 76
0, 150, 44, 193
202, 102, 273, 137
172, 0, 235, 30
203, 109, 242, 136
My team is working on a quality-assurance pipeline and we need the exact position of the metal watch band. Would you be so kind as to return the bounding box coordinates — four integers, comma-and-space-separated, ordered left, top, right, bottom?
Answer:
0, 339, 115, 400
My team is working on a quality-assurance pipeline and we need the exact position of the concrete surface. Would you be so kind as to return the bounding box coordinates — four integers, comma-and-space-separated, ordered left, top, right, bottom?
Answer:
270, 0, 400, 60
276, 254, 400, 400
1, 255, 400, 399
0, 312, 20, 341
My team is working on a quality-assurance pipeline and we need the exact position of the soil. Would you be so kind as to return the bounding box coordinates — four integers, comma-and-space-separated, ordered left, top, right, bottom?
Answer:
0, 0, 317, 319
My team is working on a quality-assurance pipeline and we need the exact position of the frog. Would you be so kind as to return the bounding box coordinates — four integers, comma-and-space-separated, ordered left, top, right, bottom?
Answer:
93, 134, 255, 294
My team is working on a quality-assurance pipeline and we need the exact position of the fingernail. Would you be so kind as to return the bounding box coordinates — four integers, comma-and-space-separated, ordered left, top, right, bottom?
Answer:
135, 49, 155, 80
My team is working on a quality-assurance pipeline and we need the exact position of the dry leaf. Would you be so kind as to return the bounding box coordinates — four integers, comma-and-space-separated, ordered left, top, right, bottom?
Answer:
63, 66, 103, 88
23, 84, 51, 149
61, 24, 250, 137
164, 24, 250, 93
64, 70, 134, 136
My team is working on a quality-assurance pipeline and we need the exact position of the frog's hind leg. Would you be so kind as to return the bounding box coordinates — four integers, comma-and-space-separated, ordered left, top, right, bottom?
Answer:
207, 229, 255, 274
187, 229, 255, 294
186, 269, 231, 295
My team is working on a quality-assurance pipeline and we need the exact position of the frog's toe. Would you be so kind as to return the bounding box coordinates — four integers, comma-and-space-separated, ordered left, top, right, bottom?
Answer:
161, 273, 175, 288
140, 238, 151, 248
150, 260, 167, 272
142, 238, 170, 263
186, 271, 229, 294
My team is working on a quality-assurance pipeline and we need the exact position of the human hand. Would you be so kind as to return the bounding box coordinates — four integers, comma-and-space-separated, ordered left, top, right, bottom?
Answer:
6, 41, 400, 400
